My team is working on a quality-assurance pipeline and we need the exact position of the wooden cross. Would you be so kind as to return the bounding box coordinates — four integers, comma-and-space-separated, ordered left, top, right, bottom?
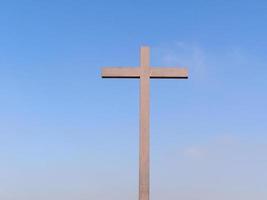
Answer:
101, 46, 188, 200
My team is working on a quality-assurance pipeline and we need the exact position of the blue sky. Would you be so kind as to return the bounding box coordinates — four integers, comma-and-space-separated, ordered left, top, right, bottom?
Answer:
0, 0, 267, 199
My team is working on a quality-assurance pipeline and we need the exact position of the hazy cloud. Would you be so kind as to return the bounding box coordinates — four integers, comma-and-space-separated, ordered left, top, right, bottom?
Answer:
182, 146, 207, 159
154, 41, 207, 79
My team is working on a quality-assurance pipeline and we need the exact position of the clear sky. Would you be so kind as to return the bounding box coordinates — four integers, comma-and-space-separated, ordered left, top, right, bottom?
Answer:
1, 0, 267, 199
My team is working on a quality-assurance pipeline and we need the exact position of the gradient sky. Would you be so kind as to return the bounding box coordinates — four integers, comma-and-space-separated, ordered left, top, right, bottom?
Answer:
1, 0, 267, 199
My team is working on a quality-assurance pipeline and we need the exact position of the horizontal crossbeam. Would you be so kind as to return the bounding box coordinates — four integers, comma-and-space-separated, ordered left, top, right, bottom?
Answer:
102, 67, 188, 79
150, 67, 188, 79
102, 67, 141, 78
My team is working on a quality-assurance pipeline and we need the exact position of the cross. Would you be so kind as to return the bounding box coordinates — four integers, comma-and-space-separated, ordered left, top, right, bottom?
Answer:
101, 46, 188, 200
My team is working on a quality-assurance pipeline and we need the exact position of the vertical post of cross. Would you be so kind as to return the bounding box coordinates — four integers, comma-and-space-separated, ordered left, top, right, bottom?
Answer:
139, 46, 150, 200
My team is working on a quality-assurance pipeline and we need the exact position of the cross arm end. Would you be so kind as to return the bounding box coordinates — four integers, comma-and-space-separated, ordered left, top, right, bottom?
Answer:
101, 67, 141, 78
150, 67, 189, 79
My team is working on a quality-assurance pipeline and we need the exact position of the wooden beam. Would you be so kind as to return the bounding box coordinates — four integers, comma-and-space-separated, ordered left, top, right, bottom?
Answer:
150, 67, 188, 79
101, 67, 141, 78
139, 47, 150, 200
140, 47, 150, 68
